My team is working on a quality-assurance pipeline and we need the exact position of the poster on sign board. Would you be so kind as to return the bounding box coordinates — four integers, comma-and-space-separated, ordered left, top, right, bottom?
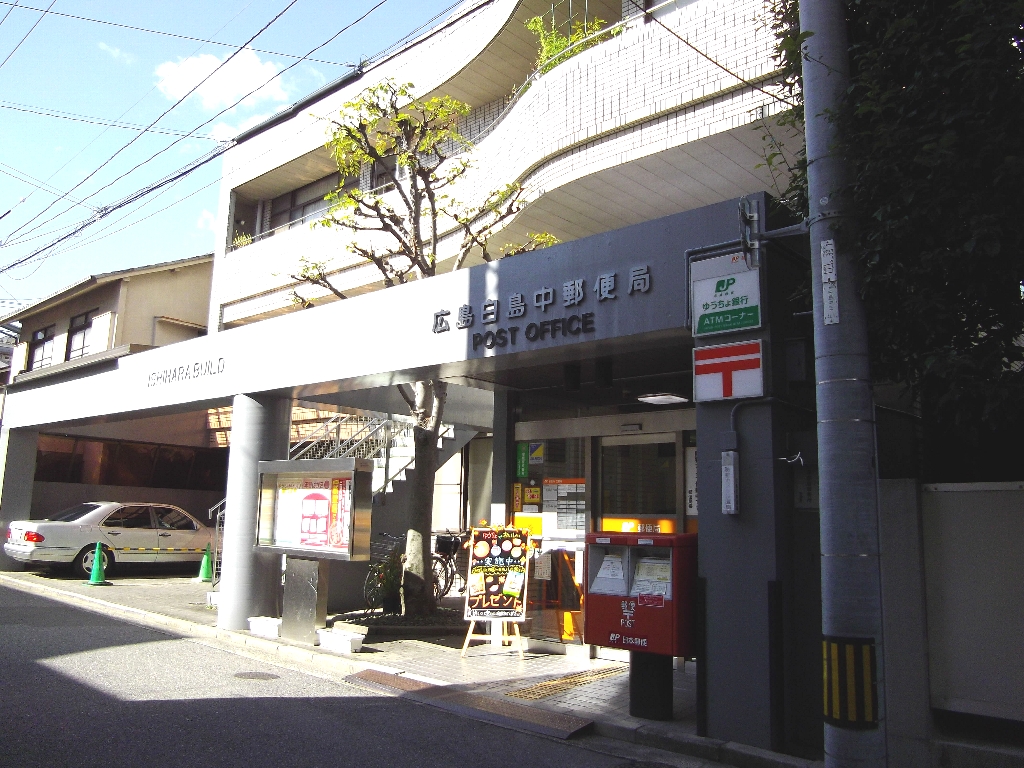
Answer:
464, 527, 529, 620
273, 476, 352, 554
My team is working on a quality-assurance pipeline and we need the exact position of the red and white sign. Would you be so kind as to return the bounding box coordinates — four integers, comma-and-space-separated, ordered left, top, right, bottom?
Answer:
693, 340, 763, 401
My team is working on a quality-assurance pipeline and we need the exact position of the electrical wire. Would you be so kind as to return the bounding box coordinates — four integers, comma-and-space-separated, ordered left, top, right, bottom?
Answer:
0, 0, 56, 72
0, 144, 229, 275
0, 0, 258, 243
0, 0, 300, 247
0, 0, 350, 67
0, 163, 97, 210
3, 0, 389, 256
0, 0, 392, 274
626, 0, 797, 109
0, 101, 220, 139
71, 0, 389, 204
0, 0, 20, 29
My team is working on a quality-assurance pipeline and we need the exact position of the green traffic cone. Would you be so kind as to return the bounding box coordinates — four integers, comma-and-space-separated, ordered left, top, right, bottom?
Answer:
85, 542, 110, 586
194, 544, 213, 583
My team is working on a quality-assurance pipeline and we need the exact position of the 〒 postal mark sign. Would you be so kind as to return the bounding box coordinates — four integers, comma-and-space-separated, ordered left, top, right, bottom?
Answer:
693, 340, 763, 401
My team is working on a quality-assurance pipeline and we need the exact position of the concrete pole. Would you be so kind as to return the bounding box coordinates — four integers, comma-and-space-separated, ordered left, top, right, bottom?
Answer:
0, 427, 38, 570
217, 393, 291, 630
799, 1, 887, 765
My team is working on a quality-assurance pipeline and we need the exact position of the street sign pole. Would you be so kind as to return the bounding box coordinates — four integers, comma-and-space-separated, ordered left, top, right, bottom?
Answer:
800, 0, 887, 763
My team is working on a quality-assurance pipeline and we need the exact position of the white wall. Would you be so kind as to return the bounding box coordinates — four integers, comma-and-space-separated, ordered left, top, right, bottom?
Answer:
922, 482, 1024, 722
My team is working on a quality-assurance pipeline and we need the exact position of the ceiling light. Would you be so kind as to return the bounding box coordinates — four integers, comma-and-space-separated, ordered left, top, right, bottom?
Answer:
637, 393, 690, 405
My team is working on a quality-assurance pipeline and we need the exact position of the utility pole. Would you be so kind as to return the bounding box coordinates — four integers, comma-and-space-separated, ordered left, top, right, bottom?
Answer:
799, 1, 887, 766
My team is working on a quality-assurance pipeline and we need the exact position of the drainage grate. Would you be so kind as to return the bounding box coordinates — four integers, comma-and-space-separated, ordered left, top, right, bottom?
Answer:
505, 666, 627, 700
234, 671, 280, 681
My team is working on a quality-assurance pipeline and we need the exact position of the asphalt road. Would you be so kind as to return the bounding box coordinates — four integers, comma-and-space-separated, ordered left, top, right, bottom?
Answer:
0, 585, 699, 768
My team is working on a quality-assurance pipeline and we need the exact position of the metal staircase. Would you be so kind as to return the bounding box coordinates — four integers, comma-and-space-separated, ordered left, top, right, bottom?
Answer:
287, 412, 472, 498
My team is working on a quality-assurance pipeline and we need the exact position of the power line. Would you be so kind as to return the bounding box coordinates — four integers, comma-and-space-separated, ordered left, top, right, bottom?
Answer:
4, 0, 388, 254
0, 0, 20, 29
0, 162, 97, 211
0, 0, 300, 246
0, 100, 220, 139
0, 0, 258, 244
0, 0, 392, 272
75, 0, 388, 203
627, 0, 797, 109
0, 0, 351, 67
0, 0, 56, 72
0, 144, 231, 275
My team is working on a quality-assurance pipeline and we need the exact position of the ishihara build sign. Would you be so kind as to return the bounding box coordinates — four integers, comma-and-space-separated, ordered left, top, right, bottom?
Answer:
692, 340, 763, 402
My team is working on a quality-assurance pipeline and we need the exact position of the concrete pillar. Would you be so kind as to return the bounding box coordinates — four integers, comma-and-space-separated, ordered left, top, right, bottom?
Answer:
0, 427, 39, 571
490, 390, 516, 526
217, 393, 291, 629
489, 390, 516, 645
696, 400, 783, 748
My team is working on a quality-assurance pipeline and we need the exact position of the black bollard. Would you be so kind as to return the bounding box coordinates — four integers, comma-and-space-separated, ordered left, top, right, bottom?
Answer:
629, 650, 673, 720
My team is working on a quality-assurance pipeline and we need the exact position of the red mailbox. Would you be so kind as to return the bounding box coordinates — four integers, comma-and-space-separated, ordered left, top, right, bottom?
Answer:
583, 532, 697, 657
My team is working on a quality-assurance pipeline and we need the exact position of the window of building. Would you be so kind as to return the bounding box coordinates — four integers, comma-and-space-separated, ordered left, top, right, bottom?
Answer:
268, 173, 341, 232
34, 433, 228, 491
28, 325, 55, 370
66, 310, 96, 360
371, 156, 400, 192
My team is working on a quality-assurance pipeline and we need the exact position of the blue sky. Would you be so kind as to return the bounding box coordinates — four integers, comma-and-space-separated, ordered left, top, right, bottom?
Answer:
0, 0, 458, 303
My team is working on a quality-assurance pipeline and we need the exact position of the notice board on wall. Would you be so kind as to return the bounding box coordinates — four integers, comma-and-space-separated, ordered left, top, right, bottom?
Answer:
464, 527, 530, 621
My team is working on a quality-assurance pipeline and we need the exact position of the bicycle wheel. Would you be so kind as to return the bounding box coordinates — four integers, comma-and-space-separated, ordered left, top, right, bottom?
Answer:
431, 555, 451, 601
364, 564, 385, 610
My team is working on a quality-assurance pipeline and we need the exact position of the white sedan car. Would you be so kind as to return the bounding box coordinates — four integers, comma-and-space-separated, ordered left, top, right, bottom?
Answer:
4, 502, 214, 578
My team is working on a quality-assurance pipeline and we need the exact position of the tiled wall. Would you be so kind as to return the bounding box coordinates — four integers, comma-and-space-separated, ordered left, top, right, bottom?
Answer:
216, 0, 785, 325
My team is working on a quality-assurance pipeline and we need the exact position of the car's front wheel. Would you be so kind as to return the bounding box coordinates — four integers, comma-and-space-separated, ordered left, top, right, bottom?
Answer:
73, 544, 113, 579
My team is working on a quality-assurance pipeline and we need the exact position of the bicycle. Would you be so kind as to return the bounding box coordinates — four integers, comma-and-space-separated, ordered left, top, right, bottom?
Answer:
364, 532, 405, 614
432, 529, 469, 600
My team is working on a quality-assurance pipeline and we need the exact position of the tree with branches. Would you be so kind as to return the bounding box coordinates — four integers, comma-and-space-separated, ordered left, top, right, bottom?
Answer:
291, 79, 554, 614
768, 0, 1024, 480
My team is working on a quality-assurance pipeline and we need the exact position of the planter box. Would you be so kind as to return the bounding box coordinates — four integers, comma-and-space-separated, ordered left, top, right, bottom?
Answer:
317, 628, 363, 654
248, 616, 282, 638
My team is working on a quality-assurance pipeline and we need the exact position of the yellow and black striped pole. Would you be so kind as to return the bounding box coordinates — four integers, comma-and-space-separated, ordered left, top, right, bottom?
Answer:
823, 636, 878, 728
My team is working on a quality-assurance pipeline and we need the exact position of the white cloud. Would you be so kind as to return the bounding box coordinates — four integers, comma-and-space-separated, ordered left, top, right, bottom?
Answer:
155, 48, 288, 111
99, 42, 136, 65
307, 66, 326, 88
207, 112, 274, 142
196, 210, 217, 231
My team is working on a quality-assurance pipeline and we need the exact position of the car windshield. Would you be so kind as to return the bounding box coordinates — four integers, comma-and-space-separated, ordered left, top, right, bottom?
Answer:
45, 503, 103, 522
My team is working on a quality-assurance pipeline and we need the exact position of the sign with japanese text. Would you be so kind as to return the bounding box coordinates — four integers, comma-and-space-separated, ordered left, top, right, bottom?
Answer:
271, 476, 353, 554
693, 340, 763, 401
464, 527, 530, 620
692, 267, 761, 336
516, 443, 529, 478
431, 264, 653, 354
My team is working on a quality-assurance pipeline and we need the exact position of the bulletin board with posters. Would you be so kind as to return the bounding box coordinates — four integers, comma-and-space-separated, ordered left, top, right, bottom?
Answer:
464, 527, 530, 620
255, 458, 372, 561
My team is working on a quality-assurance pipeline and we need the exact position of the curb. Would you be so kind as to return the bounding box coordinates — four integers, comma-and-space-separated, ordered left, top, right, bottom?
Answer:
591, 721, 822, 768
1, 574, 822, 768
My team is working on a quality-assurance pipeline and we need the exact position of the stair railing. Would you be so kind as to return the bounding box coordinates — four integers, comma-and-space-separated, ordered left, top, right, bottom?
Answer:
290, 413, 353, 460
372, 422, 454, 495
208, 498, 227, 589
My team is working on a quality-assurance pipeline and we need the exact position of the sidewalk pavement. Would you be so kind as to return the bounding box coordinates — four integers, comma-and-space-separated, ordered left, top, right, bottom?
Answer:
0, 570, 821, 768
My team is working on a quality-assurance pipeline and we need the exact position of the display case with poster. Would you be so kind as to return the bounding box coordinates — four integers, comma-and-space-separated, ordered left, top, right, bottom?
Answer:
255, 458, 372, 560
